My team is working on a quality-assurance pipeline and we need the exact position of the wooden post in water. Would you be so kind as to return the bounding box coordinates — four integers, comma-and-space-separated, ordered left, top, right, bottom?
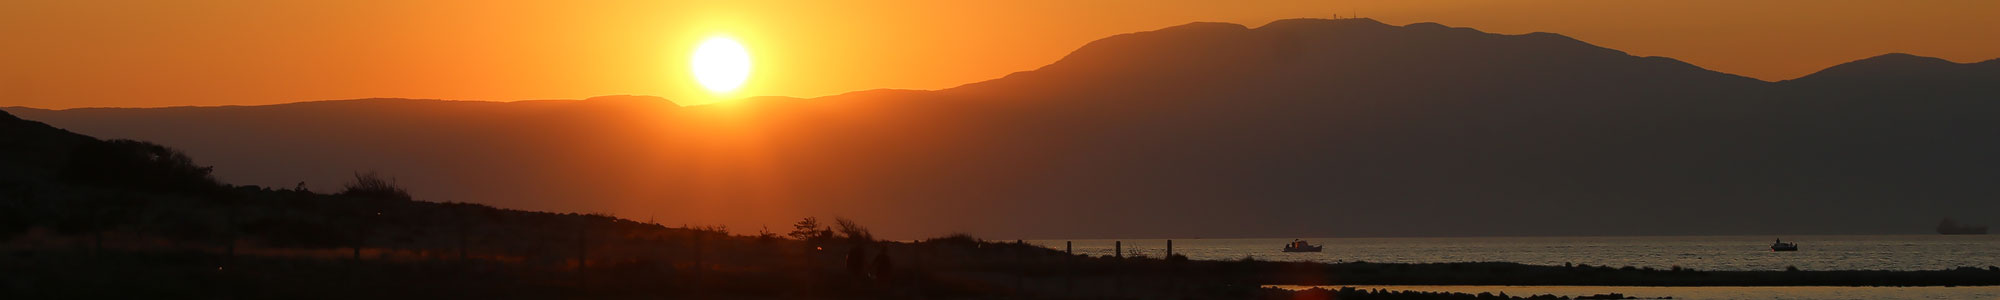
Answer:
1064, 241, 1074, 297
1113, 240, 1123, 294
1167, 239, 1179, 294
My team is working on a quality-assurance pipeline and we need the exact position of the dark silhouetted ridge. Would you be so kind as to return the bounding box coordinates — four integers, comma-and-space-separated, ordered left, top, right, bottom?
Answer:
579, 95, 682, 107
0, 110, 96, 179
1782, 53, 2000, 100
948, 18, 1762, 103
9, 18, 2000, 239
1789, 53, 1985, 84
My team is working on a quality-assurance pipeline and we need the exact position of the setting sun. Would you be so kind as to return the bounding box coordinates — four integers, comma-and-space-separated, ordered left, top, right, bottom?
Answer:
692, 36, 752, 94
7, 1, 2000, 298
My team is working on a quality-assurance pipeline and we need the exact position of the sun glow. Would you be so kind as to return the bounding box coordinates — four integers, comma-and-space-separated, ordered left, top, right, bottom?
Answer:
691, 36, 752, 94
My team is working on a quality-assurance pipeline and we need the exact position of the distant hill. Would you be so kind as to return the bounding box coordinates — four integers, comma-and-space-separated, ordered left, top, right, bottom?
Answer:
10, 18, 2000, 239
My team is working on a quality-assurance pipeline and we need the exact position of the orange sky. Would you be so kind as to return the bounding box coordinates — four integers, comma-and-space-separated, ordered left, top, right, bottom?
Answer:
4, 0, 1996, 109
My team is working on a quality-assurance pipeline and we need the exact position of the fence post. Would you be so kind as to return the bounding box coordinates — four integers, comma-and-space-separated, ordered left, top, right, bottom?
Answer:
1064, 240, 1074, 297
1115, 241, 1122, 259
1167, 239, 1173, 259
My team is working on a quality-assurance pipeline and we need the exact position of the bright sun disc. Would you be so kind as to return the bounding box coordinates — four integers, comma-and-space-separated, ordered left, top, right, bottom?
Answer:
691, 37, 751, 94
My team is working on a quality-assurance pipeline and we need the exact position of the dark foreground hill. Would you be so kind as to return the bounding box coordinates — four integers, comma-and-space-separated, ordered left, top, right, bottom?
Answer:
0, 108, 1004, 298
6, 109, 2000, 299
9, 18, 2000, 239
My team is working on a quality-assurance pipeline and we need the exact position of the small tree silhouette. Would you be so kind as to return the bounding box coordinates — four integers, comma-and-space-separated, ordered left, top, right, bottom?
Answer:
834, 217, 872, 242
340, 171, 411, 201
787, 217, 833, 241
756, 226, 779, 241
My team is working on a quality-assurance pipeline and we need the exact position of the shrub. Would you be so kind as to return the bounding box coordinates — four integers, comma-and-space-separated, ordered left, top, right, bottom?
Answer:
692, 224, 729, 235
834, 217, 872, 242
340, 171, 411, 201
756, 226, 780, 241
926, 232, 980, 245
787, 217, 833, 241
62, 139, 220, 195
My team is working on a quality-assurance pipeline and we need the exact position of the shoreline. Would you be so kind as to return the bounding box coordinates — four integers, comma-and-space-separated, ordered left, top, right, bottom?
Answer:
1025, 235, 2000, 273
1263, 285, 2000, 300
1148, 260, 2000, 287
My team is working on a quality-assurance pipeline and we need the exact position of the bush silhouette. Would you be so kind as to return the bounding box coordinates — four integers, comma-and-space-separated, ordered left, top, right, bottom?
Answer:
61, 139, 220, 195
834, 217, 873, 242
926, 232, 980, 245
787, 217, 832, 241
340, 171, 411, 201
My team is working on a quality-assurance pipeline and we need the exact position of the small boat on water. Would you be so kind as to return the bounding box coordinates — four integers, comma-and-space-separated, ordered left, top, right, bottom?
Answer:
1937, 219, 1989, 235
1283, 239, 1323, 252
1771, 239, 1798, 251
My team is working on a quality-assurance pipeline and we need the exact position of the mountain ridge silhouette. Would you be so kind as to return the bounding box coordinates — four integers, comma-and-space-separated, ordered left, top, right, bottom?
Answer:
1786, 53, 2000, 87
7, 18, 1998, 239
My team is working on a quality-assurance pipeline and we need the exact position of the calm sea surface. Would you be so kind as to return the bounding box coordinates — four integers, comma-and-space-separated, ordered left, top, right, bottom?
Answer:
1265, 285, 2000, 300
1025, 235, 2000, 271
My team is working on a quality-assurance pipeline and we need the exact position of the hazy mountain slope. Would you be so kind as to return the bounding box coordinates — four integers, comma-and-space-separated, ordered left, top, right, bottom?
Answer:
9, 19, 1999, 239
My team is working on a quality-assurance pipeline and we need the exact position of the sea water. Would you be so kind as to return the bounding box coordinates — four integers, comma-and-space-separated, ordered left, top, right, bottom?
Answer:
1263, 285, 2000, 300
1026, 235, 2000, 271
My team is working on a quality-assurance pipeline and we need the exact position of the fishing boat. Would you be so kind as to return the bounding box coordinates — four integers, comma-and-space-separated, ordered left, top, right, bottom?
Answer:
1771, 239, 1798, 251
1283, 239, 1323, 252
